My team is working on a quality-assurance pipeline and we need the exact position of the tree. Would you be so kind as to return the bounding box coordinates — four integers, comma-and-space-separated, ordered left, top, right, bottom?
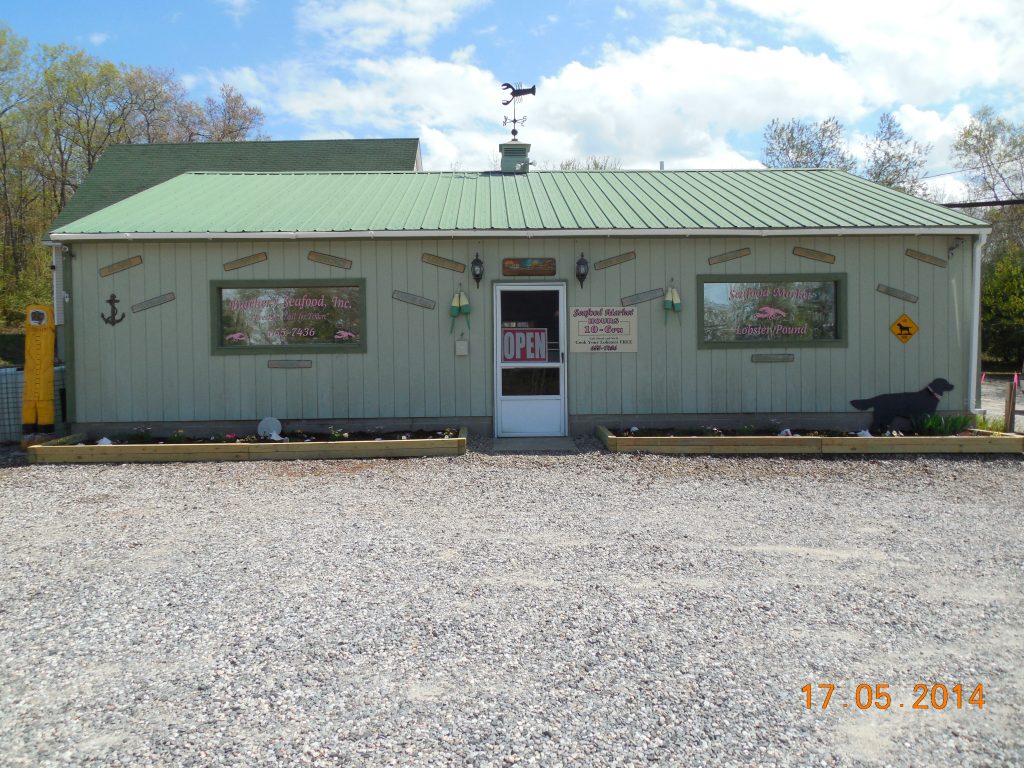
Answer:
952, 106, 1024, 251
0, 24, 28, 119
980, 244, 1024, 365
863, 113, 931, 196
0, 26, 34, 281
559, 155, 622, 171
761, 112, 935, 198
761, 116, 856, 172
0, 26, 268, 321
198, 84, 265, 142
122, 66, 189, 144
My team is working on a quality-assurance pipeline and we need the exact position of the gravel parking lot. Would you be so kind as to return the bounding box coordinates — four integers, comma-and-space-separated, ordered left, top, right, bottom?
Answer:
2, 440, 1022, 767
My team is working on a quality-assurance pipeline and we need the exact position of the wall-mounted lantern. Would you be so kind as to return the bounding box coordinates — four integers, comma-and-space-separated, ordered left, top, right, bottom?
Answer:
470, 253, 484, 287
575, 253, 589, 288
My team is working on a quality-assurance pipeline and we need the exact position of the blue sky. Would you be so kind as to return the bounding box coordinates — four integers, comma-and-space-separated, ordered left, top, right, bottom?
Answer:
5, 1, 1022, 198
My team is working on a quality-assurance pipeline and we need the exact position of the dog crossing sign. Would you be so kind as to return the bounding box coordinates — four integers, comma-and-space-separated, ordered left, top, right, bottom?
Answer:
890, 313, 919, 344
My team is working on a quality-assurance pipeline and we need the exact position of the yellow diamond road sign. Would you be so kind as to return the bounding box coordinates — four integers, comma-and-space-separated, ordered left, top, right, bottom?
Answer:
890, 313, 918, 343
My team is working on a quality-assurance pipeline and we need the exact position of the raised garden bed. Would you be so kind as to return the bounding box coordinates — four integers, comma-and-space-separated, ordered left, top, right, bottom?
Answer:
596, 426, 1024, 455
27, 428, 468, 464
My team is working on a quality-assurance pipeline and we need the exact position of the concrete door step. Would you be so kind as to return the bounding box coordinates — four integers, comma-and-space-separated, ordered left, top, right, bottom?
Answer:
488, 437, 578, 453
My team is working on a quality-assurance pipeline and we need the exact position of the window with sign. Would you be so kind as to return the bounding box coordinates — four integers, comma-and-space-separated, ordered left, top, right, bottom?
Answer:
212, 279, 367, 354
498, 289, 561, 396
698, 274, 846, 348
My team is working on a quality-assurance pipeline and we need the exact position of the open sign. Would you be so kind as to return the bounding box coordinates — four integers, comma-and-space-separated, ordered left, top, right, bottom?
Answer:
501, 328, 548, 362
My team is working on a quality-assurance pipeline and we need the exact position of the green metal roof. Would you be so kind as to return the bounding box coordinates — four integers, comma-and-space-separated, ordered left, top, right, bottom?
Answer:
52, 168, 987, 238
47, 138, 421, 235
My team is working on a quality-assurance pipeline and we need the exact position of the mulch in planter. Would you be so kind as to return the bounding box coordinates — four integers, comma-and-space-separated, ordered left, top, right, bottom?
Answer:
93, 427, 460, 446
610, 427, 848, 438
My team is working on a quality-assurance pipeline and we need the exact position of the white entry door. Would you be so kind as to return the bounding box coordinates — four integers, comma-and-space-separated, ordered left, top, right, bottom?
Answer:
493, 283, 567, 437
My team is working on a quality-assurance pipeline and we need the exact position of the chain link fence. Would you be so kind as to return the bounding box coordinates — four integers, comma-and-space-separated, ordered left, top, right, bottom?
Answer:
0, 366, 66, 442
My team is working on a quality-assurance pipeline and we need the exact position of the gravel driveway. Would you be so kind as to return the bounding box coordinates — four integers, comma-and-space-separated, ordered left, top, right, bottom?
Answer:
2, 440, 1022, 767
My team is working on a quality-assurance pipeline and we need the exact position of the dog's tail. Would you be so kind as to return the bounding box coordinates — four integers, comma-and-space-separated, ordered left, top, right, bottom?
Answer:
850, 398, 874, 411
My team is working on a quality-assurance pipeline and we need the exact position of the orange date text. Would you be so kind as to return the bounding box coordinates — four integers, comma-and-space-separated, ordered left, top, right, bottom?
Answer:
802, 683, 984, 711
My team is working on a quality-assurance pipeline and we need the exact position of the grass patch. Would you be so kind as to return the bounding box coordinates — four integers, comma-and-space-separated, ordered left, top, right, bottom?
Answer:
974, 414, 1006, 432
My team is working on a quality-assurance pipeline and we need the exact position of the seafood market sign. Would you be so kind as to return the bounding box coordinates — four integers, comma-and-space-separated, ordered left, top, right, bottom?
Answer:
699, 276, 843, 347
569, 307, 638, 352
213, 280, 367, 353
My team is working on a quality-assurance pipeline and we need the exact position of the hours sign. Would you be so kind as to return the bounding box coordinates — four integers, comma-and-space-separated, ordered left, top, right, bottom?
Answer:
569, 307, 637, 352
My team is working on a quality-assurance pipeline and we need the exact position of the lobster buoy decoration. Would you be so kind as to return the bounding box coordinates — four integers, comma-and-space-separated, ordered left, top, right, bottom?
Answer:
450, 288, 471, 332
663, 283, 682, 320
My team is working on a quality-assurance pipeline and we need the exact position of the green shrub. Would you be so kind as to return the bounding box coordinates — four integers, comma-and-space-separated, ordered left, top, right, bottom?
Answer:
981, 246, 1024, 367
909, 413, 975, 436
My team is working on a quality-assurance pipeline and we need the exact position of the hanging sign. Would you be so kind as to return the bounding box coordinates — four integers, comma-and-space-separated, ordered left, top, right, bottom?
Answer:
890, 313, 919, 343
569, 307, 637, 352
502, 258, 556, 276
501, 328, 548, 362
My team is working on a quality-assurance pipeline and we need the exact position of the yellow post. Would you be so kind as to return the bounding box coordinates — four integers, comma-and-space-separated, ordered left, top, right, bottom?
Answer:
22, 304, 56, 442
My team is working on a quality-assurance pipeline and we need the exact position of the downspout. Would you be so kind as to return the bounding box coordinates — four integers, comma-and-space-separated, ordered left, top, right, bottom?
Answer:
50, 245, 64, 358
968, 233, 988, 412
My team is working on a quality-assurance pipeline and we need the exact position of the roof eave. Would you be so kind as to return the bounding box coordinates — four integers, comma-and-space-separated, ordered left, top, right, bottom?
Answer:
49, 225, 992, 241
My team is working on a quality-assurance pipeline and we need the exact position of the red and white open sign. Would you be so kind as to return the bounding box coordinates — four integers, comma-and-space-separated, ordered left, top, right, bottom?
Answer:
501, 328, 548, 362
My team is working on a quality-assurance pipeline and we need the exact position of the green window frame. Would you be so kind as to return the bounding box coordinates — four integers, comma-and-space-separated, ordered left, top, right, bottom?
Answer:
211, 279, 368, 355
697, 273, 847, 349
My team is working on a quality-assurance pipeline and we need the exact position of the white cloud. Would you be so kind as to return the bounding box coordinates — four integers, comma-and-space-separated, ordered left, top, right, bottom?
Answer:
922, 175, 969, 204
297, 0, 485, 52
450, 45, 475, 65
215, 0, 254, 21
88, 32, 109, 46
893, 104, 973, 162
530, 38, 868, 167
614, 6, 634, 19
220, 1, 1020, 177
236, 55, 497, 165
217, 66, 273, 106
721, 0, 1024, 103
234, 36, 877, 170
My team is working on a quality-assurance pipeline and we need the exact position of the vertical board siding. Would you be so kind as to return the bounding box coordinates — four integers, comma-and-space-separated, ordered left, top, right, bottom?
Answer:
69, 234, 974, 425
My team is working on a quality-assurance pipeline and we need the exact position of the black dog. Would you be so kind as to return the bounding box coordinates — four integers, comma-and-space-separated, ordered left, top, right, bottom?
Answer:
850, 378, 955, 432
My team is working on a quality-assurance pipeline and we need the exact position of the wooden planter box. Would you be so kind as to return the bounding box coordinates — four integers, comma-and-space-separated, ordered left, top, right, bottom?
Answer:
819, 432, 1023, 454
596, 426, 1023, 455
27, 428, 468, 464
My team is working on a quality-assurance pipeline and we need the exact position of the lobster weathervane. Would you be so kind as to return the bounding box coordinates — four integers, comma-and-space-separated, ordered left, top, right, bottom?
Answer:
501, 81, 536, 141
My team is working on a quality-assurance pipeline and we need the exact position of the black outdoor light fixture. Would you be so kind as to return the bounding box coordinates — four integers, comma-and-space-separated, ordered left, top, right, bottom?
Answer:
575, 252, 589, 288
470, 253, 484, 287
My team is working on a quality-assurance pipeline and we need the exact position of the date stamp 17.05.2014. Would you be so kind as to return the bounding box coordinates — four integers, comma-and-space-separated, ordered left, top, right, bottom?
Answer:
803, 683, 985, 711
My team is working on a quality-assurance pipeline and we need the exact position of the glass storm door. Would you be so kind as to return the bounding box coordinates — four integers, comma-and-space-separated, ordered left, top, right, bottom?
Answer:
493, 283, 567, 437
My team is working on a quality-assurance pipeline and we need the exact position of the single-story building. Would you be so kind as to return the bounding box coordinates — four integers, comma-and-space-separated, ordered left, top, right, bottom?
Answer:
46, 139, 989, 437
46, 137, 422, 344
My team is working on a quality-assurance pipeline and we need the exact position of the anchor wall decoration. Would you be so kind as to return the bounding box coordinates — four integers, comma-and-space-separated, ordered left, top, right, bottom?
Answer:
102, 293, 125, 325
